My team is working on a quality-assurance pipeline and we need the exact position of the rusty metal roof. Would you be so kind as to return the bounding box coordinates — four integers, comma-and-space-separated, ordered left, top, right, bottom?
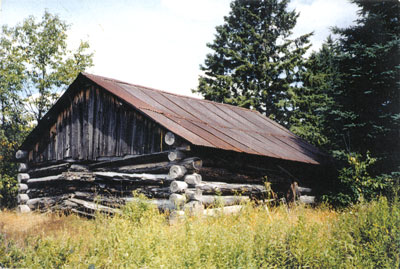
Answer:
82, 73, 326, 165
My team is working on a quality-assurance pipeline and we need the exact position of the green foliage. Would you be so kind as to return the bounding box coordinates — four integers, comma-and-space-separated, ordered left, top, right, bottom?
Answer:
323, 153, 395, 207
0, 174, 18, 208
194, 0, 311, 126
1, 199, 399, 267
0, 12, 94, 208
14, 11, 94, 121
328, 0, 400, 175
288, 37, 336, 147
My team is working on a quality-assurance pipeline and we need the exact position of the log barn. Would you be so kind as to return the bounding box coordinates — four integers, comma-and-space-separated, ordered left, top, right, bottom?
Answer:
15, 72, 329, 216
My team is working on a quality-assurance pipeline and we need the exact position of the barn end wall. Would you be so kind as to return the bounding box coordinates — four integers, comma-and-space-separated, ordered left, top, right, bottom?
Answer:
27, 85, 169, 164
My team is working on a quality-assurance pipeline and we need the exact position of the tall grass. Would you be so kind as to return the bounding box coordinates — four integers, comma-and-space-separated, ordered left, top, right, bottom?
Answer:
1, 197, 399, 268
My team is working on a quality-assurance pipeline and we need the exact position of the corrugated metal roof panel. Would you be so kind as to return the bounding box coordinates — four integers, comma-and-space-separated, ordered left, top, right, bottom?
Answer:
83, 73, 327, 164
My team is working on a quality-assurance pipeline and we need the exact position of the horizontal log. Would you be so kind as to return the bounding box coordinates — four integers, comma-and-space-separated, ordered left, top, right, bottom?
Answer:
18, 184, 28, 192
17, 194, 29, 204
123, 198, 176, 212
185, 188, 202, 201
18, 163, 28, 173
17, 173, 30, 183
299, 195, 315, 204
17, 204, 31, 213
68, 198, 120, 214
183, 201, 204, 215
165, 132, 176, 146
89, 151, 171, 169
70, 208, 95, 218
27, 175, 64, 184
69, 164, 89, 172
107, 161, 171, 174
15, 150, 27, 160
170, 180, 188, 193
72, 192, 126, 208
296, 186, 313, 194
169, 193, 186, 207
26, 195, 69, 210
199, 195, 249, 207
196, 182, 266, 195
199, 167, 264, 184
203, 205, 243, 216
93, 172, 172, 185
62, 172, 95, 181
169, 165, 187, 179
28, 163, 71, 178
168, 150, 185, 162
184, 173, 202, 186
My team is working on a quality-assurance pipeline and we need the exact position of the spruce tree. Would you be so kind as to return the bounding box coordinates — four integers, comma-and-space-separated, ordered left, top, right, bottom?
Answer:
331, 0, 400, 174
288, 37, 337, 148
194, 0, 311, 126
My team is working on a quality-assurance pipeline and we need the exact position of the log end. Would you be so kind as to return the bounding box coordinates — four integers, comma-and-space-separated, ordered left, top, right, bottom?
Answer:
165, 132, 175, 146
17, 205, 31, 213
169, 165, 187, 179
15, 150, 28, 160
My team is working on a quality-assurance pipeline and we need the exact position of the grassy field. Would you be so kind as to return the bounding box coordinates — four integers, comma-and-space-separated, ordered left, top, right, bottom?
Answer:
0, 198, 399, 268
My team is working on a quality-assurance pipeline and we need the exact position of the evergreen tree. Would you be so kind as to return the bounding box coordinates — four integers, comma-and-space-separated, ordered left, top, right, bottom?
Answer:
331, 0, 400, 174
194, 0, 311, 125
288, 37, 337, 148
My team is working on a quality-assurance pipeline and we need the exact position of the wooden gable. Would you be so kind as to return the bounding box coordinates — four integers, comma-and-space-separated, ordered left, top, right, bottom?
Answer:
26, 80, 170, 164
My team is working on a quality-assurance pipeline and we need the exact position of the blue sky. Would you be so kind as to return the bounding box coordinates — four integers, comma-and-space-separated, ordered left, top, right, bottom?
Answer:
0, 0, 358, 97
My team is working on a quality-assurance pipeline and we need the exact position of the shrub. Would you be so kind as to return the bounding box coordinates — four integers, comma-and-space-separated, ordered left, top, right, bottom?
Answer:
323, 152, 394, 207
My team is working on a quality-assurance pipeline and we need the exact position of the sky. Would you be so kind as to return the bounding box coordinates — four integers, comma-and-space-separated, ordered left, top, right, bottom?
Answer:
0, 0, 359, 97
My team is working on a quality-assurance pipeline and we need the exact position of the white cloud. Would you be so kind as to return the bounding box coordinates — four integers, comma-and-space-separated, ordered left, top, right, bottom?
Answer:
289, 0, 358, 52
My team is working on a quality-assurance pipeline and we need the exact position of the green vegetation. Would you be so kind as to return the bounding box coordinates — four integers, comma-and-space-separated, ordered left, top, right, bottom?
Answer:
194, 0, 312, 125
1, 198, 399, 268
196, 0, 400, 206
0, 11, 93, 207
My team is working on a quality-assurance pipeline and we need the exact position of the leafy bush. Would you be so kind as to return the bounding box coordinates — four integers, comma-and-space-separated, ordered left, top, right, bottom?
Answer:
323, 152, 394, 207
0, 174, 18, 208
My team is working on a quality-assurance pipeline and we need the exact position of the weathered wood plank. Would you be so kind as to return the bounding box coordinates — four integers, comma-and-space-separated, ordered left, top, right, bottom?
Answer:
93, 88, 101, 158
88, 87, 95, 159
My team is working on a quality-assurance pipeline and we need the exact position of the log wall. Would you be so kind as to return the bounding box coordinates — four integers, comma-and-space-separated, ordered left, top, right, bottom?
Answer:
16, 132, 316, 216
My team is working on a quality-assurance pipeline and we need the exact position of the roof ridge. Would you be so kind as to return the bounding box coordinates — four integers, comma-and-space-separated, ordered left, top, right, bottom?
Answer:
82, 72, 260, 113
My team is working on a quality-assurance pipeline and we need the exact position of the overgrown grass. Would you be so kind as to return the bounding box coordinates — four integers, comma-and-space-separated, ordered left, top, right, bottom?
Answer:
1, 198, 399, 268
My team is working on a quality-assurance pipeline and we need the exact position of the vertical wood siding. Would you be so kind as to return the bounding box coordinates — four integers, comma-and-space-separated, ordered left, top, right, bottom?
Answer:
29, 86, 167, 163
